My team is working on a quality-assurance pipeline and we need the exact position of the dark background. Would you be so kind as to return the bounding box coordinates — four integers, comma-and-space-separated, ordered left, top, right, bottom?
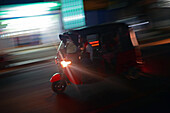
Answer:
0, 0, 44, 5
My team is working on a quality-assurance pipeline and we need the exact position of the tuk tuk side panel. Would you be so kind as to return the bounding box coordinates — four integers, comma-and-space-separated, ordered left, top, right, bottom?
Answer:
116, 49, 137, 74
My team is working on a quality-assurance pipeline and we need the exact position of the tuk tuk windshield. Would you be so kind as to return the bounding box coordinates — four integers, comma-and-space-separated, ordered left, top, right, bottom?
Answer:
66, 41, 77, 54
58, 39, 78, 54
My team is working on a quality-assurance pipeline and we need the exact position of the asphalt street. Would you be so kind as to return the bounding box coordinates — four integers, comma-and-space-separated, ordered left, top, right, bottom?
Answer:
0, 43, 170, 113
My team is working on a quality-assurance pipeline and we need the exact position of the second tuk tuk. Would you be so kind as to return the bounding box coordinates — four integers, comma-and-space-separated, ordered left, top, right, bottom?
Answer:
50, 22, 143, 93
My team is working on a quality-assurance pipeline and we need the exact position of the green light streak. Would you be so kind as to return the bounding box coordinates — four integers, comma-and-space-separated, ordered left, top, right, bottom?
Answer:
0, 2, 61, 18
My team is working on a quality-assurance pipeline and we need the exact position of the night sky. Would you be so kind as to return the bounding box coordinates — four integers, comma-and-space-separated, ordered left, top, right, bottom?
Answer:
0, 0, 44, 5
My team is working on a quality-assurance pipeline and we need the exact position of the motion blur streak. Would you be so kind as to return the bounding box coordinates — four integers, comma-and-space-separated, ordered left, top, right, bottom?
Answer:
128, 21, 149, 27
139, 38, 170, 48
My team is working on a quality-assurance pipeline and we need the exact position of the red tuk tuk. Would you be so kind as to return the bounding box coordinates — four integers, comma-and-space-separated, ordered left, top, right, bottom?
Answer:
50, 23, 143, 93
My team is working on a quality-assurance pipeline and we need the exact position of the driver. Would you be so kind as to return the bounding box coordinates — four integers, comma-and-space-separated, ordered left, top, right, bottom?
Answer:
65, 39, 79, 64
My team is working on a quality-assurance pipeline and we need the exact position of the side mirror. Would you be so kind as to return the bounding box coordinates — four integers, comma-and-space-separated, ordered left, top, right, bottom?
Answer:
55, 56, 58, 64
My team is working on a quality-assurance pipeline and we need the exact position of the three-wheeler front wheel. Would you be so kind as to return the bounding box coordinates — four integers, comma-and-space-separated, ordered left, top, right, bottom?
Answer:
52, 80, 67, 93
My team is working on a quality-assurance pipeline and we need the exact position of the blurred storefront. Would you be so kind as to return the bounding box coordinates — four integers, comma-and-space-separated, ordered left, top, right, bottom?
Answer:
1, 0, 168, 50
0, 1, 62, 50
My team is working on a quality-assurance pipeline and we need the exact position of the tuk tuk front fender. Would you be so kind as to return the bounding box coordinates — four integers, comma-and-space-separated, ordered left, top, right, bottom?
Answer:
50, 73, 61, 82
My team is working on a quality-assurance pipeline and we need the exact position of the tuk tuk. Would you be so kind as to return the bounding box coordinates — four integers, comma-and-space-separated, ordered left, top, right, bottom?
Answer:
50, 22, 143, 93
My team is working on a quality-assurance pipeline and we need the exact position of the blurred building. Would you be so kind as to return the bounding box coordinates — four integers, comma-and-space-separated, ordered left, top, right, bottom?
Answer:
83, 0, 148, 26
1, 0, 169, 50
0, 1, 62, 50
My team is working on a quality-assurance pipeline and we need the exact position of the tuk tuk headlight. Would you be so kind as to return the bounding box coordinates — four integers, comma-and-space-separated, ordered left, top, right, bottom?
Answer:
60, 60, 71, 68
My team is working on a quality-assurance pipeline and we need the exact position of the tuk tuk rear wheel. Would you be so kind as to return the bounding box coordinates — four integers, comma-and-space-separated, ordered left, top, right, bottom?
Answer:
52, 80, 67, 93
126, 67, 140, 80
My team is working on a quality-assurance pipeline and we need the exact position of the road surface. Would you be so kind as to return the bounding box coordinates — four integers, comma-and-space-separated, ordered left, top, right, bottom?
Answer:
0, 43, 170, 113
